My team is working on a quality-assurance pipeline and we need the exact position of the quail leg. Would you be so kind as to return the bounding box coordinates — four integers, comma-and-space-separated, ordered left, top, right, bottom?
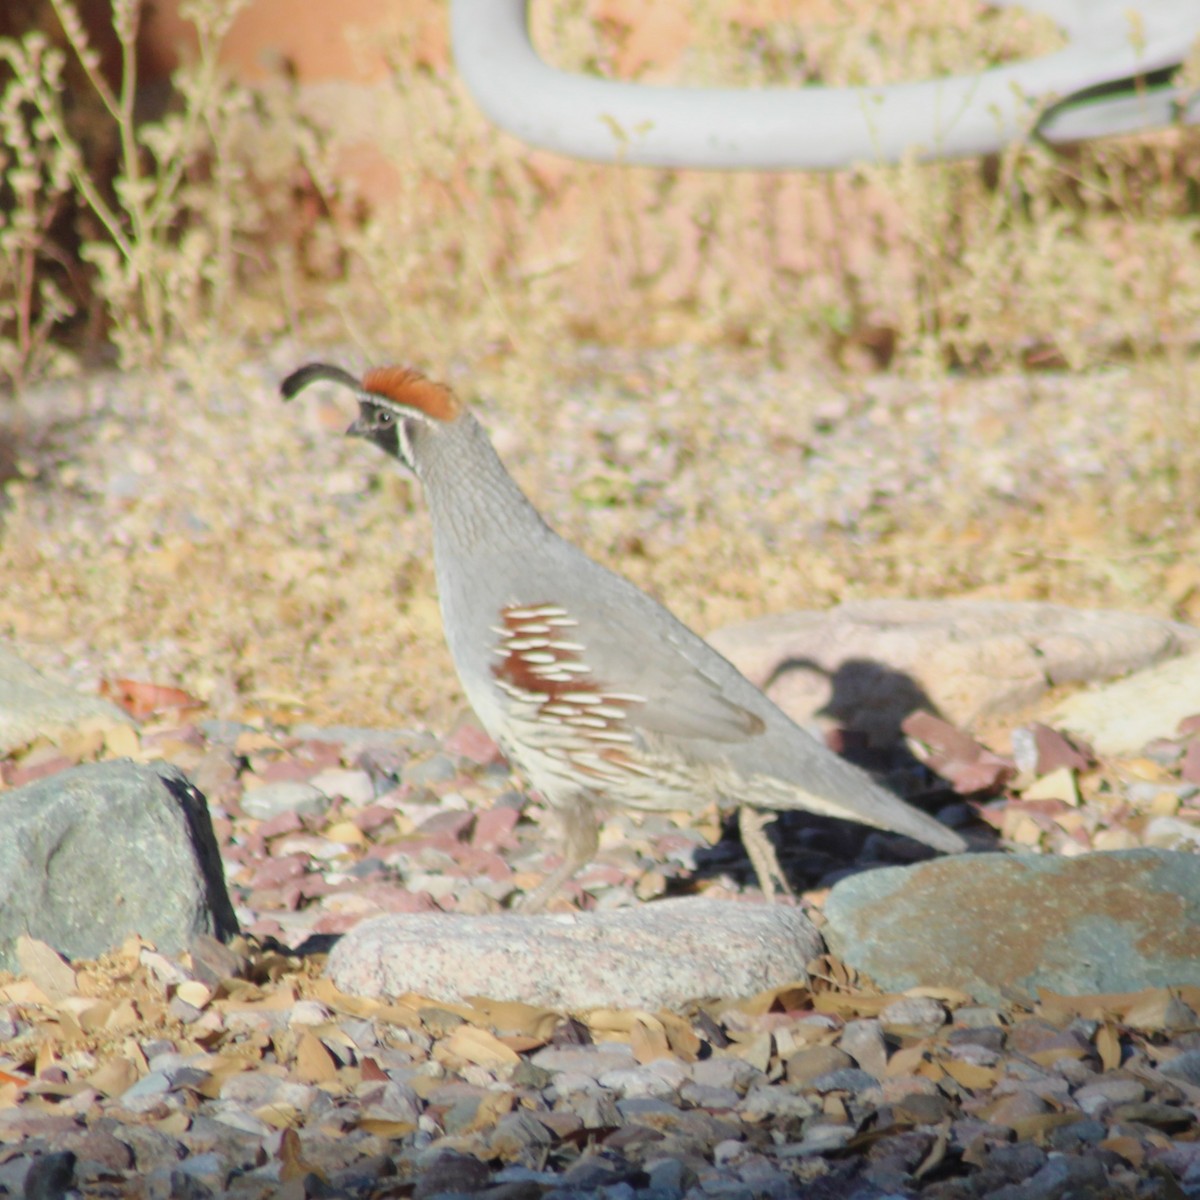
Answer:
518, 796, 601, 911
738, 806, 795, 901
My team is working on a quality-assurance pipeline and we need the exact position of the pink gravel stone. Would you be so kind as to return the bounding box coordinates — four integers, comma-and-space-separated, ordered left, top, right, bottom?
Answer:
251, 855, 308, 889
472, 806, 520, 851
415, 811, 476, 840
259, 810, 304, 840
257, 758, 318, 784
443, 722, 503, 765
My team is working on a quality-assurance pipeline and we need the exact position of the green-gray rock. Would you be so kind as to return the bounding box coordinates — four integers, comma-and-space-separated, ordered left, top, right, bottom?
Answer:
0, 760, 237, 971
823, 849, 1200, 1005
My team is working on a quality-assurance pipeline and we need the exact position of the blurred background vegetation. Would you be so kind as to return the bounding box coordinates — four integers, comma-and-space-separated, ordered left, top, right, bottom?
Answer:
1, 0, 1197, 383
0, 0, 1198, 728
0, 1, 1199, 644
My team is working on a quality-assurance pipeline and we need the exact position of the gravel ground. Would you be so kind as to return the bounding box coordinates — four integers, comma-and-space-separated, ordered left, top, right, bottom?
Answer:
1, 343, 1196, 733
0, 345, 1198, 1196
0, 699, 1198, 1198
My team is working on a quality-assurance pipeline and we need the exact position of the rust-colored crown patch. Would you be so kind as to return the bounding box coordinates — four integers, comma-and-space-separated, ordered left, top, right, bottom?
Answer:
361, 366, 461, 422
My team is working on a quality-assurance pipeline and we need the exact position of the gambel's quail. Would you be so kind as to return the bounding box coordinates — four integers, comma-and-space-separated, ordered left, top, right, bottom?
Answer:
283, 362, 967, 908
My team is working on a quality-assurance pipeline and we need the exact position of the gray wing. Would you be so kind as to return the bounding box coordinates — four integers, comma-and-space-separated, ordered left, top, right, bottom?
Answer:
564, 581, 770, 745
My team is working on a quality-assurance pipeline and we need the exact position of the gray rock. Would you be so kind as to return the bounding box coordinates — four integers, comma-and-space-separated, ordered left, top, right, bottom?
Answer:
0, 643, 132, 755
1051, 653, 1200, 754
599, 1066, 681, 1100
1074, 1078, 1145, 1115
786, 1045, 853, 1086
823, 849, 1200, 1004
879, 996, 946, 1037
0, 761, 237, 972
1144, 815, 1200, 850
307, 767, 374, 804
0, 1155, 33, 1196
810, 1066, 879, 1094
689, 1057, 762, 1093
326, 898, 822, 1010
838, 1019, 888, 1078
532, 1044, 636, 1078
168, 1153, 231, 1193
1160, 1048, 1200, 1086
707, 600, 1197, 742
955, 1006, 1005, 1028
238, 780, 326, 820
681, 1083, 741, 1109
488, 1112, 554, 1165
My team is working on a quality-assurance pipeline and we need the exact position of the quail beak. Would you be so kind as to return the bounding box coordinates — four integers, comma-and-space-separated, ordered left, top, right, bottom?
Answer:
345, 416, 369, 438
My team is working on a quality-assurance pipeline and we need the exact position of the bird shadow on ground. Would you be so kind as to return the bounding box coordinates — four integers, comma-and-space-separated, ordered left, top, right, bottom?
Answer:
678, 655, 994, 898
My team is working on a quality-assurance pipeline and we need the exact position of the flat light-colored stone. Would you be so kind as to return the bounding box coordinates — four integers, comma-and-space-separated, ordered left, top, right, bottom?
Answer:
0, 643, 132, 755
239, 780, 327, 820
706, 600, 1197, 743
1049, 652, 1200, 755
326, 898, 821, 1011
307, 768, 375, 805
823, 849, 1200, 1006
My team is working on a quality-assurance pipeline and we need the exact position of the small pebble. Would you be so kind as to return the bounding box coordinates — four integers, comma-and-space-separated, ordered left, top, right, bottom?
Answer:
879, 996, 946, 1038
239, 781, 326, 820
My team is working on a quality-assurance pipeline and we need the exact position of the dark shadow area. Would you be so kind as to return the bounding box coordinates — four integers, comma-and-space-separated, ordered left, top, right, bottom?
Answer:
763, 655, 942, 756
678, 655, 998, 897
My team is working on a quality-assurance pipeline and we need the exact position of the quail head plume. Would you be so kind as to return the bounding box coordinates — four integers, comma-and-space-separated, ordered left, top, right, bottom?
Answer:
283, 362, 967, 909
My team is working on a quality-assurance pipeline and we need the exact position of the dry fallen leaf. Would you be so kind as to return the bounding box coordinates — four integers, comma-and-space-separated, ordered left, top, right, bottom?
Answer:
254, 1102, 303, 1130
102, 723, 141, 760
85, 1056, 140, 1098
1007, 1112, 1083, 1141
1096, 1023, 1122, 1071
16, 936, 77, 1002
460, 1090, 514, 1133
152, 1111, 192, 1135
323, 820, 366, 847
440, 1024, 521, 1070
941, 1059, 999, 1090
916, 1059, 945, 1084
100, 677, 203, 719
463, 997, 560, 1040
1100, 1134, 1145, 1168
358, 1118, 418, 1137
657, 1010, 701, 1061
0, 979, 50, 1005
293, 1031, 338, 1084
1023, 766, 1080, 805
914, 1119, 951, 1178
627, 1014, 673, 1064
175, 980, 213, 1010
278, 1126, 324, 1183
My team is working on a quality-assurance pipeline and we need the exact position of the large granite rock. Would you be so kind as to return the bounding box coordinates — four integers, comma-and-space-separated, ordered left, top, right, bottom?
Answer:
823, 849, 1200, 1005
327, 898, 822, 1011
0, 761, 238, 971
707, 600, 1197, 744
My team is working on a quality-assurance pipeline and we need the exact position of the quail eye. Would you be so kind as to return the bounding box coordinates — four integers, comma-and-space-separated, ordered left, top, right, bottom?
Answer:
377, 411, 393, 425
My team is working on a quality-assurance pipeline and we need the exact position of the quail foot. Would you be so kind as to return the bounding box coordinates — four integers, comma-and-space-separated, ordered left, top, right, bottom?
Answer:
284, 363, 967, 909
